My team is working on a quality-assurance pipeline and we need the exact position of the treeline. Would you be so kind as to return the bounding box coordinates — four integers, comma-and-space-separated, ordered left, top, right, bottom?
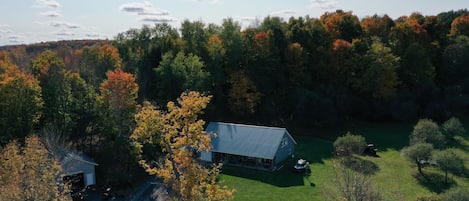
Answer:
1, 8, 469, 185
128, 9, 468, 124
4, 10, 469, 127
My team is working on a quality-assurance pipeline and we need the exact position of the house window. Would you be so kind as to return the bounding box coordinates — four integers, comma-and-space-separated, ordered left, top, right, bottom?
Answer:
280, 137, 288, 148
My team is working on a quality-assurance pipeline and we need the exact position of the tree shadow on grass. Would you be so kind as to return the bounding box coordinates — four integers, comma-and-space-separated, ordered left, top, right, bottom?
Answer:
220, 161, 307, 187
340, 157, 380, 175
414, 172, 456, 193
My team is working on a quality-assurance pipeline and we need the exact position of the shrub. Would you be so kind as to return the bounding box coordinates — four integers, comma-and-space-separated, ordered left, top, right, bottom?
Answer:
333, 132, 367, 157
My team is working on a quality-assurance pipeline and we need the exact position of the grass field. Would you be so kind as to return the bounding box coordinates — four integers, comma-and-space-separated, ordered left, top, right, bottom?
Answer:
219, 121, 469, 201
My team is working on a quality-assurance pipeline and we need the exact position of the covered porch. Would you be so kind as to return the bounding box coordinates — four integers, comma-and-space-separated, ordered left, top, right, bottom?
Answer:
213, 152, 275, 171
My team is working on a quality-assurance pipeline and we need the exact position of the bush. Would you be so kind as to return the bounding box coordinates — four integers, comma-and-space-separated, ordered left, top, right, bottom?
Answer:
333, 132, 367, 157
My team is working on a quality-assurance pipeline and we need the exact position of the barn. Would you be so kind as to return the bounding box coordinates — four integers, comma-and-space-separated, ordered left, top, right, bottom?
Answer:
201, 122, 297, 171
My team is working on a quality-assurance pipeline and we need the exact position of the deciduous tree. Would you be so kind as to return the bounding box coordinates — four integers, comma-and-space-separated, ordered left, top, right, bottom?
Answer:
155, 51, 210, 102
350, 38, 400, 99
0, 52, 43, 144
0, 135, 71, 201
32, 51, 74, 135
132, 91, 235, 201
450, 15, 469, 37
227, 70, 262, 115
323, 159, 382, 201
410, 119, 445, 148
98, 68, 139, 137
432, 148, 464, 183
441, 117, 466, 140
401, 142, 434, 175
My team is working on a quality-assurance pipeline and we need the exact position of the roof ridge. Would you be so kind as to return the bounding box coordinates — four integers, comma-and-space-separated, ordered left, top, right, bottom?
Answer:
211, 122, 286, 130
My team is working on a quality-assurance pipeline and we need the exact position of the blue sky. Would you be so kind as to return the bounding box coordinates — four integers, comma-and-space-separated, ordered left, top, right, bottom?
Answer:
0, 0, 467, 46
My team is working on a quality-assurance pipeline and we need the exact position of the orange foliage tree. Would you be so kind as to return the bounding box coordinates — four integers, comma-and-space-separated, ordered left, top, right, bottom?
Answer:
0, 52, 43, 144
450, 15, 469, 37
131, 91, 235, 201
99, 68, 139, 137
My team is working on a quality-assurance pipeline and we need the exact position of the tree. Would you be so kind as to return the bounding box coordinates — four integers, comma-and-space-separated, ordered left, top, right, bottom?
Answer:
410, 119, 445, 148
361, 14, 395, 41
0, 135, 71, 201
432, 149, 464, 183
206, 34, 227, 116
285, 42, 307, 87
333, 132, 367, 157
323, 159, 382, 201
450, 15, 469, 37
0, 53, 43, 144
114, 24, 180, 100
227, 70, 262, 115
350, 38, 400, 99
399, 43, 435, 87
220, 18, 243, 73
155, 51, 210, 102
401, 142, 434, 175
32, 50, 74, 135
441, 117, 466, 140
180, 20, 208, 57
320, 10, 362, 42
131, 101, 164, 162
440, 36, 469, 86
98, 68, 139, 137
132, 91, 235, 201
76, 44, 122, 85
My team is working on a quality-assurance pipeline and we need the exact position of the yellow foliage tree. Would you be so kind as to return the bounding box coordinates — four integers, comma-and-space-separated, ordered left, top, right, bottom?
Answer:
0, 135, 71, 201
131, 91, 235, 201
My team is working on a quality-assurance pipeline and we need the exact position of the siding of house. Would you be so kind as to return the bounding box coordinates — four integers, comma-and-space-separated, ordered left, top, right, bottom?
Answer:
273, 133, 296, 165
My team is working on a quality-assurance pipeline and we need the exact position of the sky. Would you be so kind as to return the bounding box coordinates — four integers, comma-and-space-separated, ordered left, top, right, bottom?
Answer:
0, 0, 467, 46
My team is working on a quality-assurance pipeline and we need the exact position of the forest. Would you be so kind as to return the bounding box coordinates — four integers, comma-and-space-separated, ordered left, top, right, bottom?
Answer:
1, 8, 469, 199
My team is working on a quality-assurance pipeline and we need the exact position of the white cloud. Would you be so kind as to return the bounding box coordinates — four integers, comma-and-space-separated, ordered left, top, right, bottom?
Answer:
270, 10, 296, 16
8, 35, 26, 44
119, 1, 177, 24
50, 21, 80, 29
40, 10, 61, 17
310, 0, 337, 10
139, 15, 178, 23
53, 29, 75, 37
137, 10, 170, 16
192, 0, 221, 4
34, 0, 61, 8
119, 1, 152, 13
0, 24, 13, 34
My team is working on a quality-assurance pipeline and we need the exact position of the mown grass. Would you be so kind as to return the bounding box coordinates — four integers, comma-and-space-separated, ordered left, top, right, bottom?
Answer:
219, 121, 469, 201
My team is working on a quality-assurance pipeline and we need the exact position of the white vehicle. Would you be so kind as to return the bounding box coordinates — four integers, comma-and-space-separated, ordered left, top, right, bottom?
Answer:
293, 159, 310, 173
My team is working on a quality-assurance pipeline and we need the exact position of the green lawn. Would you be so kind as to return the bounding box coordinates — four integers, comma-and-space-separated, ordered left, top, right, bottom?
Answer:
220, 121, 469, 201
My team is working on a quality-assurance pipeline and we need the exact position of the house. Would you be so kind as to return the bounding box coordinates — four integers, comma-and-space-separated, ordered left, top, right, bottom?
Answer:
60, 151, 98, 189
201, 122, 297, 171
